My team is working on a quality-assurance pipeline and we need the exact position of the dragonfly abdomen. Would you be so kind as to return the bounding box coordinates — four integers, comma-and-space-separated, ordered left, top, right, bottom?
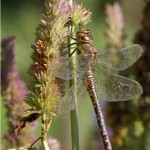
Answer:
87, 66, 112, 150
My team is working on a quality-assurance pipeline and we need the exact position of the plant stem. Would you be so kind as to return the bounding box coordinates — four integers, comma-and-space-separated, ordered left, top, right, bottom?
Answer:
70, 110, 80, 150
68, 23, 80, 150
41, 112, 51, 150
42, 138, 50, 150
28, 137, 41, 148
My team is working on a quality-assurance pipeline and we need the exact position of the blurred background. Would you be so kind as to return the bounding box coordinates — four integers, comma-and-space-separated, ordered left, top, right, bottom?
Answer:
2, 0, 150, 150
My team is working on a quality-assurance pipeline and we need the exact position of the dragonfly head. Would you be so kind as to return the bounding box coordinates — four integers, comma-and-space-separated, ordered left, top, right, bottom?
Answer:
76, 29, 93, 43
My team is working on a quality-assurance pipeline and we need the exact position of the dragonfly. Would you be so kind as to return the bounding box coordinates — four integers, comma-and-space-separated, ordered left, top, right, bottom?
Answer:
50, 29, 143, 150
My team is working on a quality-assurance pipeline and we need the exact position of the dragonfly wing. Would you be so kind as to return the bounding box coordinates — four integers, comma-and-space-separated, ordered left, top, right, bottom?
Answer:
58, 79, 87, 115
97, 44, 143, 71
49, 55, 88, 80
94, 67, 143, 102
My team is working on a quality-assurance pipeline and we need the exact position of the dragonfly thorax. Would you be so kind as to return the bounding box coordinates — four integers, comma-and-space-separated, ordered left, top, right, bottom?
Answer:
76, 29, 97, 56
76, 29, 93, 43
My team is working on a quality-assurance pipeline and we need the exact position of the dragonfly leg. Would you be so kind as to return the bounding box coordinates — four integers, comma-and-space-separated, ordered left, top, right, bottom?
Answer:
69, 48, 78, 56
68, 36, 78, 41
54, 32, 78, 48
64, 42, 79, 48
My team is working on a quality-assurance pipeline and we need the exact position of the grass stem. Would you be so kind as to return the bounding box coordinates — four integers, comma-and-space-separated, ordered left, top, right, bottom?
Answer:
68, 24, 80, 150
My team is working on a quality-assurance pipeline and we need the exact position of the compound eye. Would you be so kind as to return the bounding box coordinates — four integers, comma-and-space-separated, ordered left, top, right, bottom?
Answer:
81, 35, 90, 41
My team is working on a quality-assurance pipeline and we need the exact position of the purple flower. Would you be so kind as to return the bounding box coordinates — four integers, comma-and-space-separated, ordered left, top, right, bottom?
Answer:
1, 37, 37, 148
